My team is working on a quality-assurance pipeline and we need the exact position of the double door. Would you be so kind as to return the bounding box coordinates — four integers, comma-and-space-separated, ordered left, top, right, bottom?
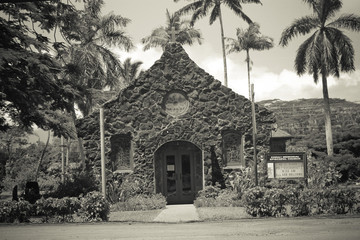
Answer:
164, 150, 195, 204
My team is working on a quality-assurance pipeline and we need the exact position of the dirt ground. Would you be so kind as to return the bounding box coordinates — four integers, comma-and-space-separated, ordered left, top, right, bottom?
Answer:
1, 216, 360, 240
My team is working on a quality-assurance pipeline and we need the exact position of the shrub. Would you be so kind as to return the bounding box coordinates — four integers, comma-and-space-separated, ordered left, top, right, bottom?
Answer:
112, 194, 166, 211
242, 187, 289, 217
78, 191, 110, 222
194, 186, 242, 207
47, 172, 98, 198
0, 200, 32, 223
35, 197, 81, 223
228, 167, 255, 197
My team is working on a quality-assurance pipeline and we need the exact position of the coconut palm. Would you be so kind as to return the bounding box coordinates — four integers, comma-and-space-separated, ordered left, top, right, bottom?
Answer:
141, 9, 202, 51
226, 23, 273, 99
279, 0, 360, 156
118, 58, 144, 89
60, 0, 134, 116
174, 0, 262, 87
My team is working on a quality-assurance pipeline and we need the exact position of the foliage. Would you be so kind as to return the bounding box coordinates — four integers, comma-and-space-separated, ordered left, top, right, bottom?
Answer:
141, 9, 202, 50
241, 185, 359, 217
194, 185, 242, 207
35, 197, 81, 223
174, 0, 262, 86
227, 167, 255, 197
0, 2, 77, 135
78, 191, 110, 222
288, 187, 359, 216
56, 0, 133, 116
242, 186, 288, 217
279, 0, 360, 156
226, 22, 273, 98
0, 200, 32, 223
307, 153, 343, 188
47, 171, 98, 198
112, 194, 166, 211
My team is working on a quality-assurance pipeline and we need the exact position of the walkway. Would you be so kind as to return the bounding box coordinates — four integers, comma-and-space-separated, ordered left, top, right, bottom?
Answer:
154, 204, 200, 223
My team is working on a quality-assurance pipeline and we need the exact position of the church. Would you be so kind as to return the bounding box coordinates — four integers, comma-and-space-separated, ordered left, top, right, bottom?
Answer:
77, 42, 275, 204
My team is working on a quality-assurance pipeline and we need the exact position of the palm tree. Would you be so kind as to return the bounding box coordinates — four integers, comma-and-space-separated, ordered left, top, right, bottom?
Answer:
226, 23, 273, 99
279, 0, 360, 156
118, 58, 144, 89
174, 0, 262, 87
60, 0, 134, 116
141, 9, 202, 51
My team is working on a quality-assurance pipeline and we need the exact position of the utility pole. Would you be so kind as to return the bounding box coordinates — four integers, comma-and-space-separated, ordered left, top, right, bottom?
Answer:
251, 84, 258, 186
61, 136, 65, 184
100, 108, 106, 197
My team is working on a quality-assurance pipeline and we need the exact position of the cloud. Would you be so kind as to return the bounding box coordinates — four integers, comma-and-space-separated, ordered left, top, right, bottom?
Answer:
111, 43, 162, 70
110, 44, 360, 103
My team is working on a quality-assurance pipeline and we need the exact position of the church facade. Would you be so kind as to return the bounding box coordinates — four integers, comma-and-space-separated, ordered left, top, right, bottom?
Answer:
77, 43, 275, 204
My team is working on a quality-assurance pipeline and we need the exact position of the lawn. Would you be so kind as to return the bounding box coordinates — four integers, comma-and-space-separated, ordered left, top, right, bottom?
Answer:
196, 207, 251, 221
109, 209, 162, 222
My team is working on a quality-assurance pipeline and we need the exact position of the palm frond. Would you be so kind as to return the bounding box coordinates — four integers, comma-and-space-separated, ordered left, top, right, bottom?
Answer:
279, 15, 319, 46
209, 3, 220, 25
294, 32, 318, 77
327, 14, 360, 32
223, 0, 253, 24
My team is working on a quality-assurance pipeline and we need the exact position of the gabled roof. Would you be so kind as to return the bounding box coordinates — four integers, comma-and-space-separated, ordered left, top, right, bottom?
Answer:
271, 129, 293, 139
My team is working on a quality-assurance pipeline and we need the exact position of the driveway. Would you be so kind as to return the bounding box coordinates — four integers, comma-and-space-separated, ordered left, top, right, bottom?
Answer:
1, 216, 359, 240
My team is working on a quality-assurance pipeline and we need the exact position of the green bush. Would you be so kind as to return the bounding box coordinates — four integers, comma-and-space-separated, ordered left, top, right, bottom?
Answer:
35, 197, 81, 222
78, 191, 110, 222
242, 187, 289, 217
47, 172, 98, 198
112, 194, 166, 211
0, 200, 32, 223
194, 186, 242, 207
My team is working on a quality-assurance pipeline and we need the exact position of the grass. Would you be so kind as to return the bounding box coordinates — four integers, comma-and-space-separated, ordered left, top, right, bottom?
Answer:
197, 207, 251, 221
109, 209, 162, 222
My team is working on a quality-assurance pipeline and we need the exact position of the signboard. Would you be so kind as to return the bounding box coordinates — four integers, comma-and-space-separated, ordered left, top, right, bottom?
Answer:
266, 152, 306, 179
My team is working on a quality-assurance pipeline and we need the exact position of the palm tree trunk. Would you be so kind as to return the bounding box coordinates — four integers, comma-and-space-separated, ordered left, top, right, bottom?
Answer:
246, 49, 251, 99
35, 130, 51, 181
321, 74, 334, 156
218, 6, 228, 87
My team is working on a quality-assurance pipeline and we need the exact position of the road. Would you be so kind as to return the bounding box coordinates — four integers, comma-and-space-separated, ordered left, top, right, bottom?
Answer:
1, 216, 359, 240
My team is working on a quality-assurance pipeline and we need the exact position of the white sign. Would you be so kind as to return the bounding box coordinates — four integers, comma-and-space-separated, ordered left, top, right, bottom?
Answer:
275, 162, 304, 178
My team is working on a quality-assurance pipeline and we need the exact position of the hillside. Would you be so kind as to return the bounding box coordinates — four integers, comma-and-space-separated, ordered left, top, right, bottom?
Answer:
258, 98, 360, 137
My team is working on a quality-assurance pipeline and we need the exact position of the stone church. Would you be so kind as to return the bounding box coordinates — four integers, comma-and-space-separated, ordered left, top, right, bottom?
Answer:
77, 43, 274, 204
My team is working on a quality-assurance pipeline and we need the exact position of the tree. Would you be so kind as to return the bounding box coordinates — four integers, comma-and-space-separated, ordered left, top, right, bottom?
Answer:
0, 2, 77, 137
279, 0, 360, 156
141, 9, 202, 51
226, 23, 273, 99
57, 0, 134, 116
118, 58, 144, 89
174, 0, 262, 87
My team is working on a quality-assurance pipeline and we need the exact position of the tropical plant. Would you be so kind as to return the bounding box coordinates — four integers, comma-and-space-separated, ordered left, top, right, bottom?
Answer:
174, 0, 262, 87
279, 0, 360, 156
118, 58, 144, 88
57, 0, 134, 116
0, 2, 77, 136
226, 23, 273, 99
142, 9, 202, 51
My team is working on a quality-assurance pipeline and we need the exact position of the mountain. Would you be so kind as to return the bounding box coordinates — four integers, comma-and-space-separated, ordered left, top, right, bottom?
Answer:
259, 98, 360, 137
258, 98, 360, 156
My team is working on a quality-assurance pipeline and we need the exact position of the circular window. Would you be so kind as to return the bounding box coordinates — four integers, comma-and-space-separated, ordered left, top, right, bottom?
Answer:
164, 92, 189, 117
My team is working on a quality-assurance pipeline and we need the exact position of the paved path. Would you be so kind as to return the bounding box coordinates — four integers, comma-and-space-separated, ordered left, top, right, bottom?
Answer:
154, 204, 200, 222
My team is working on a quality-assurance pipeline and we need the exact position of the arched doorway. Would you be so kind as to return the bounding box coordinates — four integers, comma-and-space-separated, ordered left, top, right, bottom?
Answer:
154, 141, 203, 204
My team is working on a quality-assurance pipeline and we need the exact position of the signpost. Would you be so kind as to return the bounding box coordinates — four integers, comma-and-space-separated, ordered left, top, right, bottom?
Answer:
266, 152, 307, 180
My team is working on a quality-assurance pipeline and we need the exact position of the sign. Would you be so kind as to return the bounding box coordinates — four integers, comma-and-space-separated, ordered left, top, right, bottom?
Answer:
266, 152, 306, 179
164, 92, 189, 117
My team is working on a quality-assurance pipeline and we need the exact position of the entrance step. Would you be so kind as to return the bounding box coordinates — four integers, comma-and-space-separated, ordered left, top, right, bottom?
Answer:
154, 204, 200, 223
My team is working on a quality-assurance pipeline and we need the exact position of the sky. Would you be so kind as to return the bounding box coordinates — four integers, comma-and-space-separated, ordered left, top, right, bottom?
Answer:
100, 0, 360, 102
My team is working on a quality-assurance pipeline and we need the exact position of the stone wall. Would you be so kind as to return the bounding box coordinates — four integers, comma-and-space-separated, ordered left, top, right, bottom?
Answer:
77, 43, 275, 193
